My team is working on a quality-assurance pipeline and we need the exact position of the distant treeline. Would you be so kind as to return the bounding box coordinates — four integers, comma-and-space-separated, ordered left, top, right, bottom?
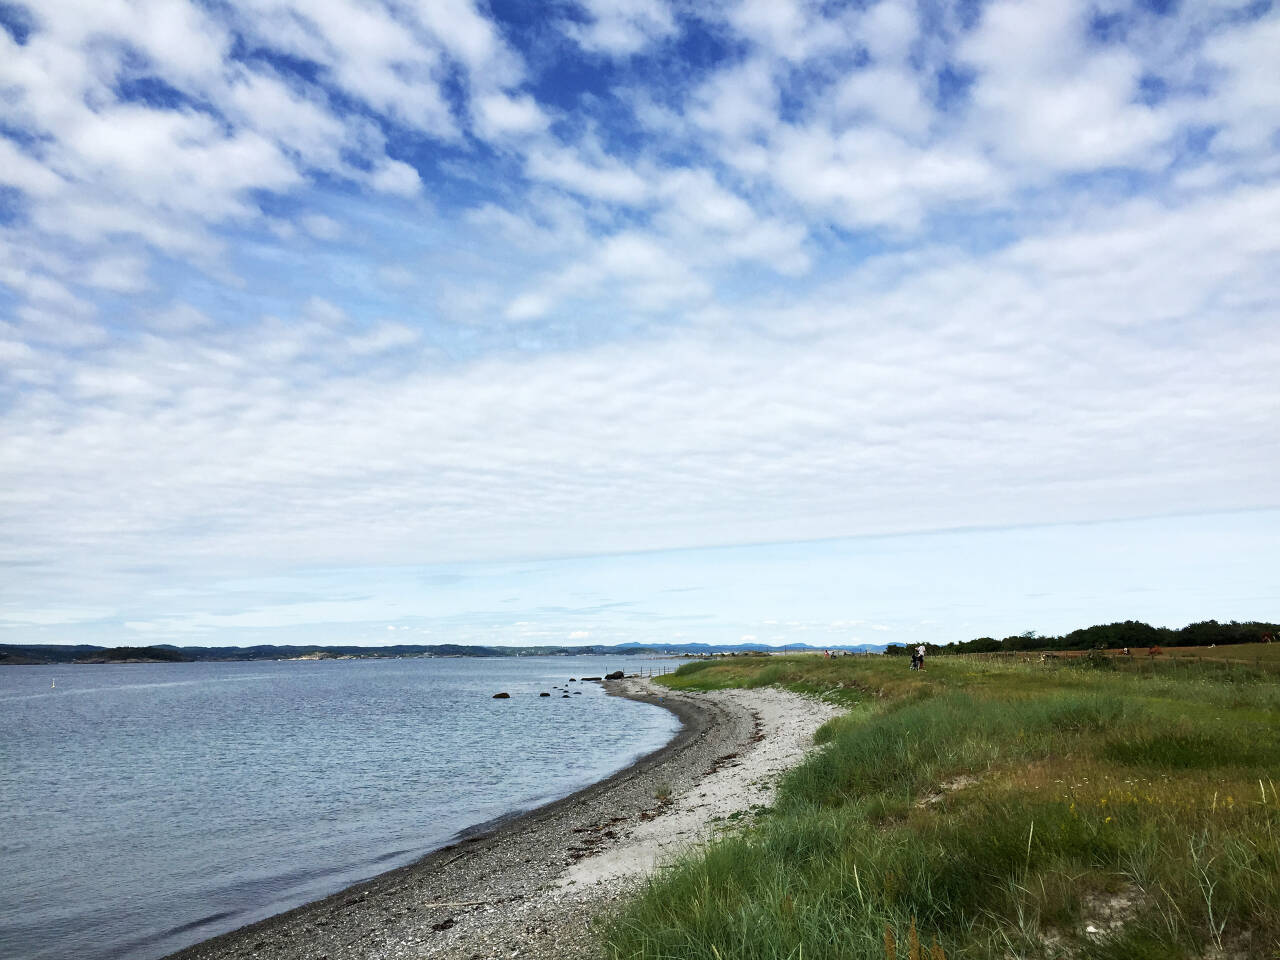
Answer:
0, 639, 874, 665
885, 619, 1278, 656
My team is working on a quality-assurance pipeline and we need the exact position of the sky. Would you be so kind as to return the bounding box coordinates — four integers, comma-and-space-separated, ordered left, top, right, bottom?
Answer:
0, 0, 1277, 650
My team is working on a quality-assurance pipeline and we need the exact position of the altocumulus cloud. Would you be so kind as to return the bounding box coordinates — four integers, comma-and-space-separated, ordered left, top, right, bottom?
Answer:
0, 0, 1278, 636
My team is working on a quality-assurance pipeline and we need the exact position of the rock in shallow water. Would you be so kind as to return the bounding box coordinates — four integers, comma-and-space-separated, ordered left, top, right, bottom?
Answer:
492, 692, 511, 699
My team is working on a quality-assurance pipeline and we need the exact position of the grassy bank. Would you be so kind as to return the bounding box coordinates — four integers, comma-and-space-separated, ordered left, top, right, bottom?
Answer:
605, 654, 1280, 959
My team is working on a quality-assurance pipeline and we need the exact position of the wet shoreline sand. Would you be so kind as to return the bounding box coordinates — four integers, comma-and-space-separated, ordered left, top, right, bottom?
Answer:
166, 678, 836, 960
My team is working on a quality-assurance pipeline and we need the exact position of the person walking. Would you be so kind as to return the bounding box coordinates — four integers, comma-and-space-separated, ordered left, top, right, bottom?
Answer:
915, 644, 926, 670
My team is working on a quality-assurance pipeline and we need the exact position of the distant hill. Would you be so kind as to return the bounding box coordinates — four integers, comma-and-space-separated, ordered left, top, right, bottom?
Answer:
0, 644, 190, 665
74, 646, 190, 664
0, 640, 883, 664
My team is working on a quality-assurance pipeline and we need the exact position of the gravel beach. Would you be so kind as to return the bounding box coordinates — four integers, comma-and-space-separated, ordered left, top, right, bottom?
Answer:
166, 677, 837, 960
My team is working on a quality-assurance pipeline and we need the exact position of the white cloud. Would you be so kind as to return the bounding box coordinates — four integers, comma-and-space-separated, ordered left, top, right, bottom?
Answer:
1199, 13, 1280, 156
727, 0, 849, 61
345, 323, 419, 355
301, 297, 348, 326
505, 228, 709, 319
688, 57, 778, 143
0, 0, 510, 317
2, 0, 1279, 645
86, 255, 150, 293
149, 303, 214, 333
376, 264, 418, 288
473, 92, 550, 139
0, 138, 64, 197
768, 125, 998, 230
223, 66, 352, 172
566, 0, 678, 56
525, 142, 652, 205
409, 0, 520, 87
958, 0, 1177, 172
3, 181, 1277, 592
238, 0, 453, 134
831, 65, 933, 141
301, 214, 343, 241
369, 160, 423, 197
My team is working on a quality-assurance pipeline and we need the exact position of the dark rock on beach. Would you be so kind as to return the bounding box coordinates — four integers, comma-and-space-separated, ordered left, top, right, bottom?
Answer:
605, 670, 625, 680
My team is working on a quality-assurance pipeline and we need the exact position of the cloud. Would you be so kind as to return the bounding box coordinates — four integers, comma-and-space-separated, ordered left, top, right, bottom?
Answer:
958, 0, 1177, 172
473, 92, 550, 139
85, 255, 150, 293
370, 160, 423, 197
301, 214, 343, 241
767, 125, 998, 230
149, 303, 214, 333
1, 0, 1279, 643
524, 142, 652, 205
727, 0, 851, 62
566, 0, 678, 56
345, 322, 419, 355
1199, 13, 1280, 156
504, 228, 709, 319
4, 178, 1278, 597
0, 0, 514, 296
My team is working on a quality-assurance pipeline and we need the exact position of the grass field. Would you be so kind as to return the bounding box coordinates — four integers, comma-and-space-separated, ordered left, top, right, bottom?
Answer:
978, 643, 1280, 667
1157, 643, 1280, 664
604, 654, 1280, 959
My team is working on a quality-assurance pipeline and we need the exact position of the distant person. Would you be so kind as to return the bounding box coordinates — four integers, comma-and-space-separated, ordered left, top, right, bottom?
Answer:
915, 644, 926, 670
1122, 646, 1130, 657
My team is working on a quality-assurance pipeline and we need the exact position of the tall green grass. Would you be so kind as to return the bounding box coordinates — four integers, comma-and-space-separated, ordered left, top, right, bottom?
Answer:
606, 656, 1280, 959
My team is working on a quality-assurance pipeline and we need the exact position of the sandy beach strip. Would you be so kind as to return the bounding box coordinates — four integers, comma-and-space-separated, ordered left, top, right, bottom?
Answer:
165, 678, 838, 960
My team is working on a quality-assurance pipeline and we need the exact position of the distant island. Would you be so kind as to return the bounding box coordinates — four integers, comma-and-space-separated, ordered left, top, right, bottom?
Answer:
72, 646, 191, 664
0, 640, 882, 666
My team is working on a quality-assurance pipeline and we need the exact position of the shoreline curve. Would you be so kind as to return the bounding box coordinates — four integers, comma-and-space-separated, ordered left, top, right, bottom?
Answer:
163, 678, 727, 960
165, 677, 836, 960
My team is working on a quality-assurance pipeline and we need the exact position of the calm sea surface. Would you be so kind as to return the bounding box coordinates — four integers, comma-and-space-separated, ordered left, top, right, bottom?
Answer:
0, 656, 679, 960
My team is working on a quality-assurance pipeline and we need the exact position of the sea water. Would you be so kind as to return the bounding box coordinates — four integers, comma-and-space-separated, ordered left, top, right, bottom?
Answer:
0, 656, 680, 960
